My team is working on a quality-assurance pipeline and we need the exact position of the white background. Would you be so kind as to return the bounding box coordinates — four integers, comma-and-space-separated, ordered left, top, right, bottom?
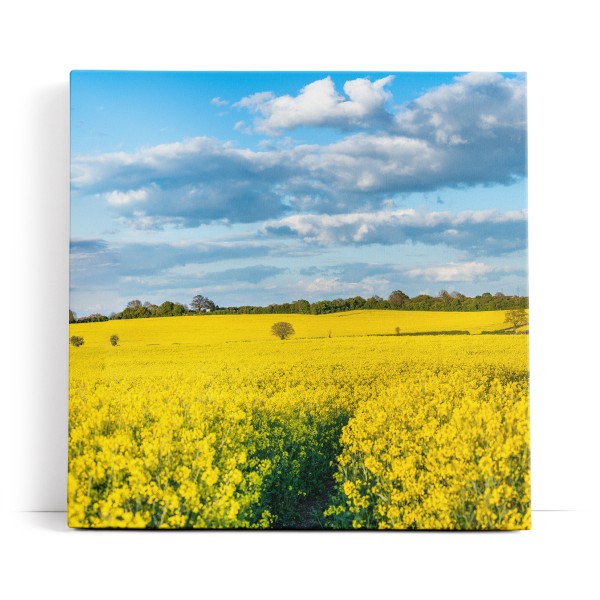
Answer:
1, 1, 598, 598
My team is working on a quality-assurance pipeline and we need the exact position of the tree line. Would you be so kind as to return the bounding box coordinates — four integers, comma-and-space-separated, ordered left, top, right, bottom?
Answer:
69, 291, 528, 323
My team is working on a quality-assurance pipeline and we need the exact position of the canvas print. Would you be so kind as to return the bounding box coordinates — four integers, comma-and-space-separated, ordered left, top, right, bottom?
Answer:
68, 71, 530, 529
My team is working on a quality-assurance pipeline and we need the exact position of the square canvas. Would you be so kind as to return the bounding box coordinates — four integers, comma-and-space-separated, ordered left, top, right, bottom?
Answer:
68, 71, 530, 530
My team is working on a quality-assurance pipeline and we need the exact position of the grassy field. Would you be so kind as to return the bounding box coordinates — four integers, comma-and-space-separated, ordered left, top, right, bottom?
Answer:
68, 311, 530, 529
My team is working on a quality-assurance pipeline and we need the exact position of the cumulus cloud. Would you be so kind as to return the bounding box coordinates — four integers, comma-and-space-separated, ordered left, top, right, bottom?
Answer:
72, 133, 523, 229
234, 72, 526, 187
302, 275, 390, 298
299, 263, 396, 298
394, 72, 527, 184
71, 74, 527, 229
304, 276, 360, 294
263, 208, 527, 254
105, 187, 150, 206
236, 76, 394, 134
397, 72, 526, 142
71, 137, 296, 227
404, 262, 502, 283
298, 260, 523, 294
72, 137, 273, 191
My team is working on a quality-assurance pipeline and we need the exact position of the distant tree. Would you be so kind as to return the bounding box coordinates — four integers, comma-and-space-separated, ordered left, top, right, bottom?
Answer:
395, 326, 401, 336
311, 300, 334, 315
409, 294, 435, 310
347, 296, 366, 311
143, 302, 159, 316
504, 308, 528, 334
69, 309, 77, 323
70, 335, 84, 347
171, 302, 187, 316
158, 301, 175, 316
110, 334, 119, 346
79, 313, 108, 323
331, 298, 346, 312
364, 295, 383, 309
191, 294, 216, 313
271, 321, 295, 340
127, 299, 143, 309
292, 299, 311, 314
121, 305, 150, 319
389, 290, 409, 308
437, 289, 452, 308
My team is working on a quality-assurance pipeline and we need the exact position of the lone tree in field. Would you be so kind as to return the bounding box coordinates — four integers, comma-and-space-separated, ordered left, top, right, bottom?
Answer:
271, 321, 295, 340
110, 334, 119, 346
70, 335, 84, 347
504, 308, 528, 334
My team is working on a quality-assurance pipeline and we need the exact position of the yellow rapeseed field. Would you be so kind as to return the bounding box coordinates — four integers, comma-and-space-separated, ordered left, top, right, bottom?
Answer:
68, 311, 530, 529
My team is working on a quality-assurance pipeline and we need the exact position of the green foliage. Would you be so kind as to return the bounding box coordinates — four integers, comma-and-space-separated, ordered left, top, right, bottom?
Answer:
110, 299, 188, 320
213, 290, 527, 315
110, 334, 119, 346
98, 290, 529, 322
389, 290, 409, 308
191, 294, 216, 313
271, 322, 295, 340
76, 313, 108, 323
504, 308, 528, 333
70, 336, 84, 347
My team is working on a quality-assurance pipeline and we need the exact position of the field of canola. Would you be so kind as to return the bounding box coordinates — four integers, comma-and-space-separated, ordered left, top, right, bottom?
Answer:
68, 311, 530, 529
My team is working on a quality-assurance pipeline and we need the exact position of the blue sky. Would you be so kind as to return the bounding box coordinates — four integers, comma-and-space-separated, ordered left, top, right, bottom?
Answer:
70, 71, 527, 316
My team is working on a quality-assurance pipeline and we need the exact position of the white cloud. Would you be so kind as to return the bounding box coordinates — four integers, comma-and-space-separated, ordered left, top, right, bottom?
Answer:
71, 74, 527, 229
236, 91, 275, 109
236, 75, 394, 134
404, 262, 499, 282
303, 275, 388, 297
233, 73, 527, 174
264, 208, 527, 254
305, 276, 344, 293
396, 72, 526, 146
211, 97, 229, 106
105, 187, 149, 206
